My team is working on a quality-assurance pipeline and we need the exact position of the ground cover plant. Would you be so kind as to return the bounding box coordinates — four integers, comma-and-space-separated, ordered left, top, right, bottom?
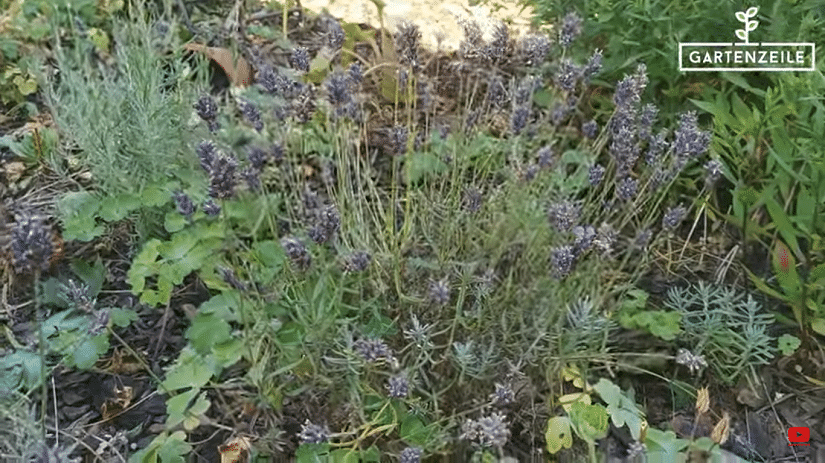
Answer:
0, 0, 823, 462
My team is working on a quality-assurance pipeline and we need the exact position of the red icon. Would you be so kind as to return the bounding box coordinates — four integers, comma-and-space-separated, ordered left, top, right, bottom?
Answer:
788, 427, 810, 446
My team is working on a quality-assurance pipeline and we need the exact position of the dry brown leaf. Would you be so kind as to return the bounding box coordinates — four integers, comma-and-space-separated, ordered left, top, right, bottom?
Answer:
218, 436, 252, 463
710, 411, 730, 445
184, 43, 252, 87
101, 385, 133, 421
695, 387, 710, 416
3, 161, 26, 183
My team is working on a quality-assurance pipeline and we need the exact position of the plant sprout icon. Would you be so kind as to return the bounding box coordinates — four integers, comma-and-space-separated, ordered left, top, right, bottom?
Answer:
735, 7, 759, 44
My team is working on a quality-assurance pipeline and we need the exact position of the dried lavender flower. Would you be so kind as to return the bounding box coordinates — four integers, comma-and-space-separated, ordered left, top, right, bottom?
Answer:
675, 348, 707, 375
326, 18, 344, 50
615, 176, 638, 201
399, 447, 422, 463
462, 412, 510, 448
348, 62, 363, 86
511, 105, 530, 134
634, 228, 652, 248
559, 12, 583, 48
593, 223, 617, 255
247, 146, 268, 170
173, 191, 196, 217
12, 212, 54, 273
196, 140, 217, 172
219, 266, 247, 291
291, 83, 317, 123
645, 130, 669, 165
458, 18, 484, 59
298, 420, 330, 444
241, 166, 261, 192
386, 375, 410, 398
705, 159, 723, 186
572, 224, 596, 256
281, 236, 311, 270
271, 142, 285, 162
550, 245, 576, 279
389, 125, 408, 156
203, 199, 221, 216
308, 205, 340, 244
547, 200, 581, 232
486, 75, 506, 109
325, 71, 352, 118
194, 95, 219, 131
555, 59, 580, 92
673, 111, 711, 159
489, 383, 515, 406
239, 100, 263, 132
582, 120, 598, 139
639, 103, 658, 141
463, 187, 483, 212
588, 164, 605, 186
207, 153, 238, 199
428, 278, 450, 305
89, 309, 110, 335
486, 22, 509, 61
465, 109, 480, 132
582, 49, 602, 81
522, 164, 539, 182
343, 251, 371, 272
551, 103, 570, 126
289, 46, 310, 72
662, 205, 687, 230
354, 338, 393, 362
520, 34, 551, 66
395, 21, 421, 69
60, 279, 95, 312
537, 145, 554, 169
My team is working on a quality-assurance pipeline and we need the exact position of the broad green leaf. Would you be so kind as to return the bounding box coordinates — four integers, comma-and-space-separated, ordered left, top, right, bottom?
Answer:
812, 318, 825, 336
186, 313, 231, 354
545, 416, 573, 454
99, 193, 141, 221
644, 427, 689, 456
164, 211, 188, 233
110, 308, 138, 327
777, 334, 801, 355
400, 415, 429, 445
141, 183, 171, 207
157, 431, 191, 463
161, 349, 217, 392
158, 232, 198, 261
73, 335, 109, 369
213, 338, 244, 368
569, 402, 609, 442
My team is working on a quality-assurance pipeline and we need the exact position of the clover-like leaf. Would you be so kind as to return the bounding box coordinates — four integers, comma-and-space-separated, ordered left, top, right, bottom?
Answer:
545, 416, 573, 454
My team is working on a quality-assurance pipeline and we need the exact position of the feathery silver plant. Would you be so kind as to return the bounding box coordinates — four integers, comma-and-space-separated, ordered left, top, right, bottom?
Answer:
428, 278, 450, 305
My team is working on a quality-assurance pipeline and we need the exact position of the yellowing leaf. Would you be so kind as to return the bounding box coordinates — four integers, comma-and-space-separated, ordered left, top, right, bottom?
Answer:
545, 416, 573, 454
559, 392, 591, 414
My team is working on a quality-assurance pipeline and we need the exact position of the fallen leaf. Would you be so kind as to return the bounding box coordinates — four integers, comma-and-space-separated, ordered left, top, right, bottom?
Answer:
4, 161, 26, 182
219, 436, 252, 463
184, 43, 252, 87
